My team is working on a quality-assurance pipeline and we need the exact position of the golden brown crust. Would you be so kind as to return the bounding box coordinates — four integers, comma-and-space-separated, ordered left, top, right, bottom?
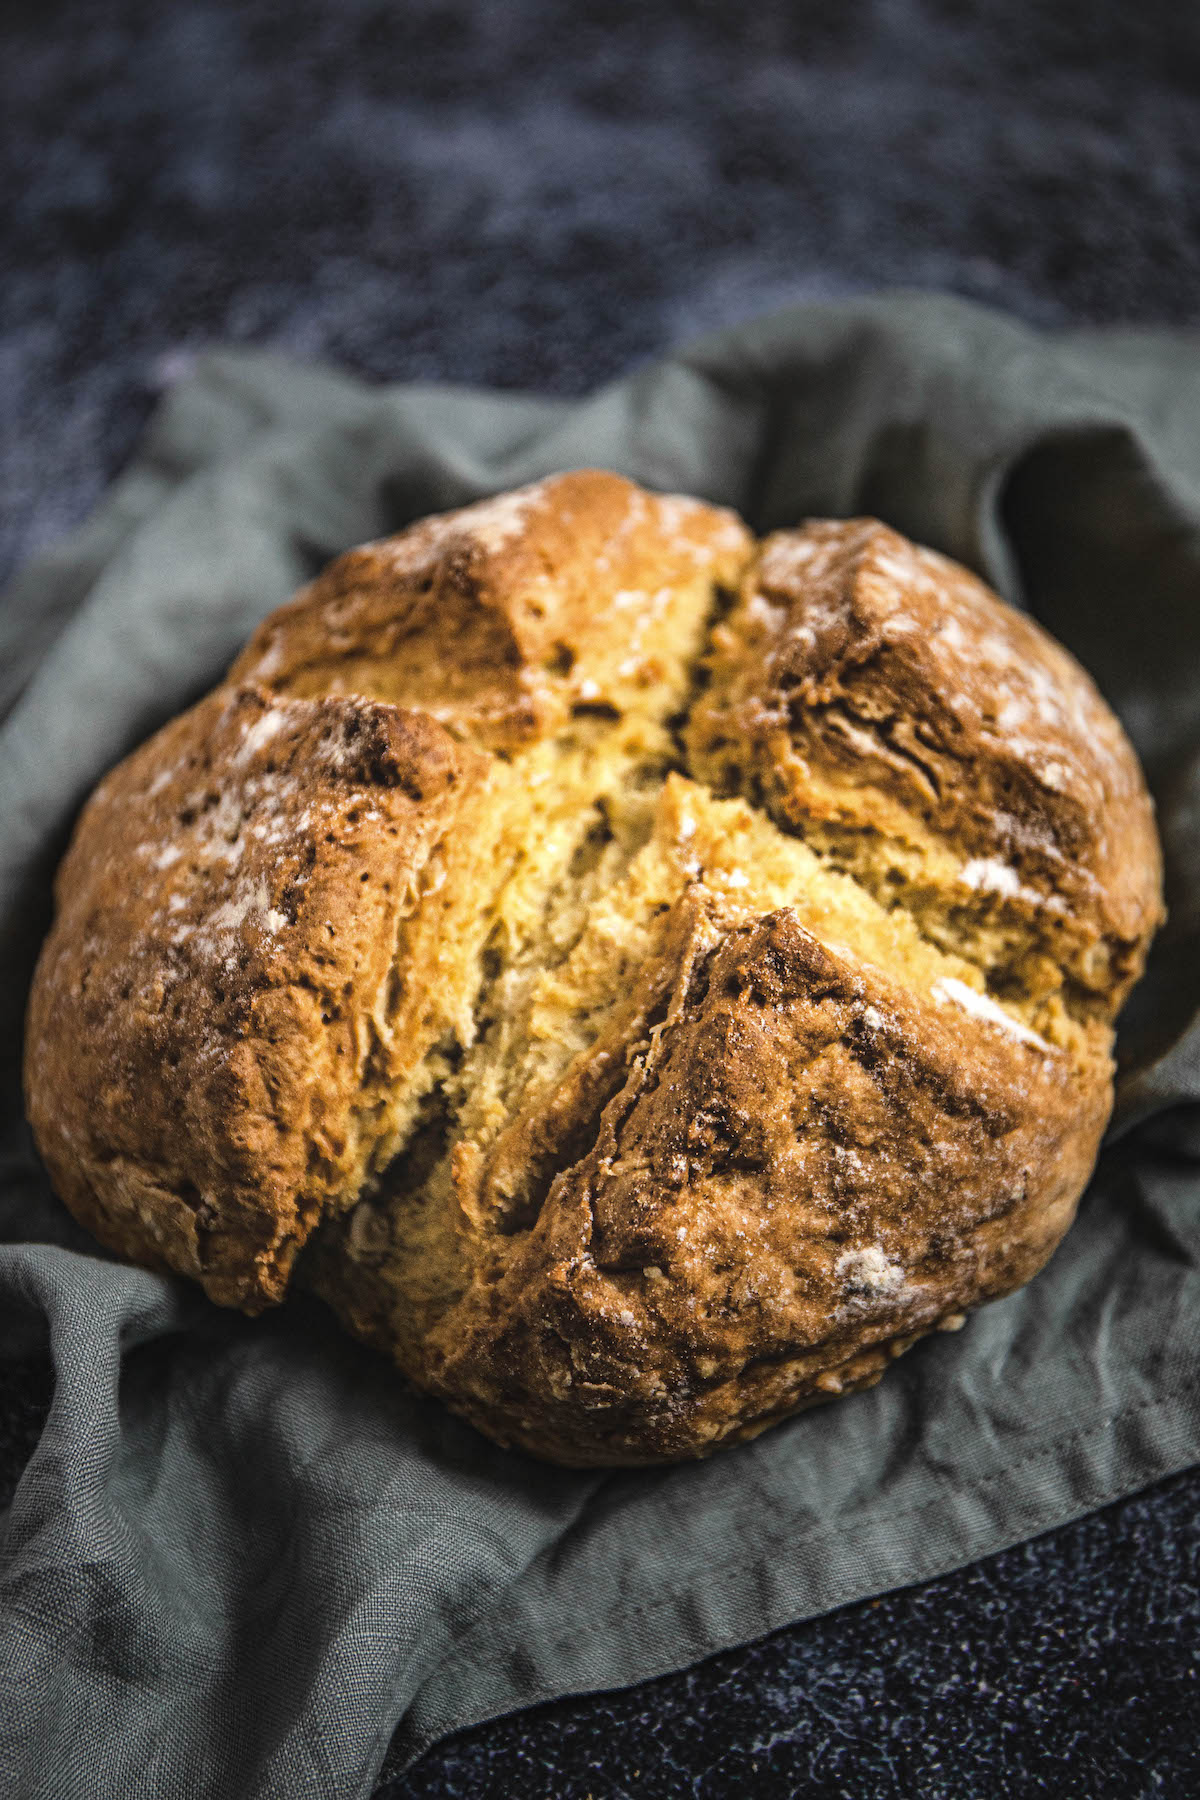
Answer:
231, 469, 752, 750
24, 684, 486, 1308
23, 483, 1163, 1463
688, 519, 1163, 1015
328, 900, 1106, 1465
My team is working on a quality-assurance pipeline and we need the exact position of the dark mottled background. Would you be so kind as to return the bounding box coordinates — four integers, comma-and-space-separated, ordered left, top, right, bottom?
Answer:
2, 1, 1198, 1794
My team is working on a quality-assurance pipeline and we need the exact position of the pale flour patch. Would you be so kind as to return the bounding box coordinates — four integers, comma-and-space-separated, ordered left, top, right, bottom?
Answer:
837, 1245, 907, 1296
931, 976, 1051, 1050
959, 856, 1064, 910
959, 856, 1023, 898
205, 880, 271, 935
461, 487, 539, 553
237, 704, 292, 761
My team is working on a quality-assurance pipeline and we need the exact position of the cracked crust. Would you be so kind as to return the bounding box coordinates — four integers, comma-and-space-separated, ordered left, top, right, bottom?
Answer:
24, 685, 487, 1307
24, 478, 1162, 1463
418, 906, 1105, 1464
231, 468, 752, 750
688, 519, 1164, 1021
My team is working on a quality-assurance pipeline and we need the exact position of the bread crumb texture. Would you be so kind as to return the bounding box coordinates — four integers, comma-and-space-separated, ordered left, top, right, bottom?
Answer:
24, 474, 1163, 1464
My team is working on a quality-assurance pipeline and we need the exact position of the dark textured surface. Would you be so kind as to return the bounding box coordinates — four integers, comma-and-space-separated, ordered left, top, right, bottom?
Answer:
386, 1468, 1200, 1799
2, 1, 1198, 1794
5, 0, 1200, 588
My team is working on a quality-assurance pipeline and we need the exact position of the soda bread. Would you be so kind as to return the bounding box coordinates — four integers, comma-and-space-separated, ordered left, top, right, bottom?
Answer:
23, 472, 1163, 1464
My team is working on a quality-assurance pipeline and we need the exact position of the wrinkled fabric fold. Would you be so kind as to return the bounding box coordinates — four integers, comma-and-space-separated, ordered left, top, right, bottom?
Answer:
2, 293, 1199, 1800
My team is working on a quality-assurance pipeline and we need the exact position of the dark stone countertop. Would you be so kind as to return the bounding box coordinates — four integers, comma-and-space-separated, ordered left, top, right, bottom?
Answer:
2, 3, 1198, 1793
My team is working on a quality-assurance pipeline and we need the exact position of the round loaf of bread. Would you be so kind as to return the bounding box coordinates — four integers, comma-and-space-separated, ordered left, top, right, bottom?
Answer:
23, 472, 1163, 1465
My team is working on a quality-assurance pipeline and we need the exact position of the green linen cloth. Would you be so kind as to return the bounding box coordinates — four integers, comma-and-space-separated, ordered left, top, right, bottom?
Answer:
1, 293, 1198, 1800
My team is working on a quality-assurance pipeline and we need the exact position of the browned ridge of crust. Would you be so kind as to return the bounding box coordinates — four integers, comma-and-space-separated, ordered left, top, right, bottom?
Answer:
23, 473, 1164, 1465
24, 687, 488, 1307
688, 520, 1162, 1023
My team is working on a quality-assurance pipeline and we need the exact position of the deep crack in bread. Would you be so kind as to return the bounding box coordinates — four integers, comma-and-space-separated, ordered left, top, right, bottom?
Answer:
23, 472, 1163, 1465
